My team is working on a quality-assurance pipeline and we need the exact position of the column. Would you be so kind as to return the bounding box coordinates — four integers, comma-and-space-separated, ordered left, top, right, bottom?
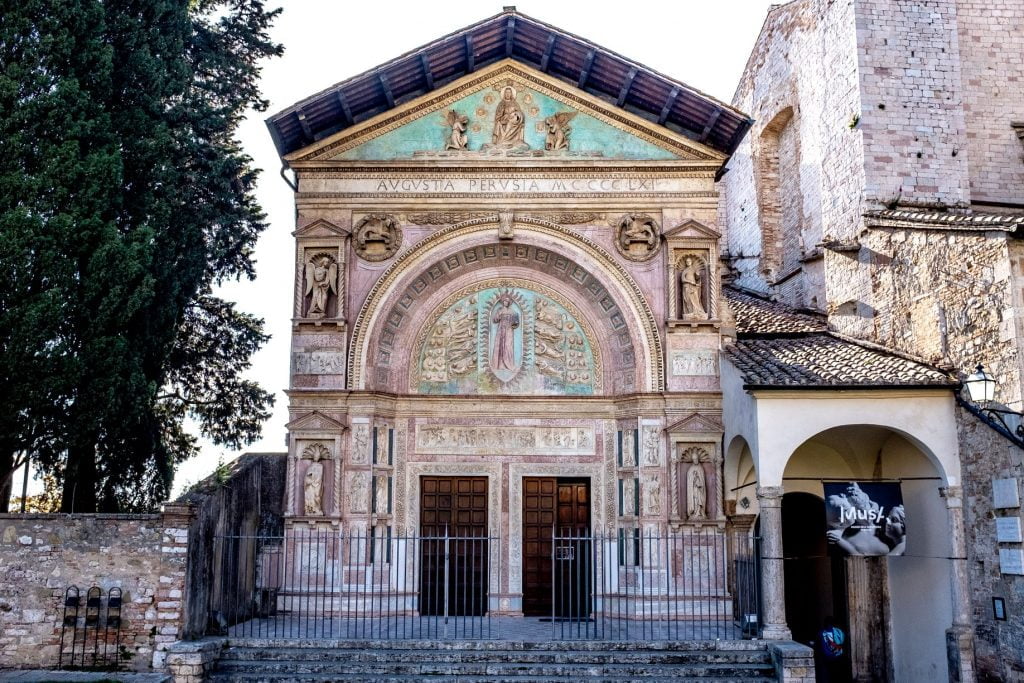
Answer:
941, 486, 976, 683
757, 485, 792, 639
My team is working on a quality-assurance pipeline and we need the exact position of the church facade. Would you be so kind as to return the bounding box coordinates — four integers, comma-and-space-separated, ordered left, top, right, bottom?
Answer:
266, 9, 983, 682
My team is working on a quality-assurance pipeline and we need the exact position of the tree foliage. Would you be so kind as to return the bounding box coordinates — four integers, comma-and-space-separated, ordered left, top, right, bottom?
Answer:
0, 0, 281, 511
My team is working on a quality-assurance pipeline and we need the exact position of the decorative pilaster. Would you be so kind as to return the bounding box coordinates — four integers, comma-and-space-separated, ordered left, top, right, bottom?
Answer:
941, 486, 976, 683
757, 486, 792, 640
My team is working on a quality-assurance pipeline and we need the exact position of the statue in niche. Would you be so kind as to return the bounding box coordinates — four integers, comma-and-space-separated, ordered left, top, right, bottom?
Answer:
679, 255, 708, 319
643, 476, 662, 516
686, 449, 707, 520
544, 111, 577, 151
484, 85, 529, 151
642, 427, 659, 466
616, 214, 660, 261
489, 292, 522, 381
354, 214, 401, 262
443, 110, 469, 150
349, 472, 369, 514
375, 475, 389, 515
301, 443, 330, 516
351, 424, 369, 464
303, 254, 338, 319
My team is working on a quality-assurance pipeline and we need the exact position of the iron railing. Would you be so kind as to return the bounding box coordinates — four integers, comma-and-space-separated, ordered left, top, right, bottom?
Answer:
209, 526, 759, 642
58, 585, 123, 670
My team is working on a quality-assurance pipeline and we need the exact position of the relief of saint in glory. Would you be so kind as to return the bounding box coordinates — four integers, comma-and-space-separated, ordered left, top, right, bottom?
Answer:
303, 449, 325, 516
489, 293, 522, 381
304, 254, 337, 319
679, 256, 707, 319
488, 86, 528, 150
686, 449, 707, 520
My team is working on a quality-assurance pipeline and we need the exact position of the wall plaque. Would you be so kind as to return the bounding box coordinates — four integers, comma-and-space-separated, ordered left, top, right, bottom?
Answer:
995, 516, 1023, 543
998, 548, 1024, 575
993, 478, 1020, 509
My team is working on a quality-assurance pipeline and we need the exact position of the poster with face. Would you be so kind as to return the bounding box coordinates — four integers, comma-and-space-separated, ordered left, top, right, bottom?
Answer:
824, 482, 906, 556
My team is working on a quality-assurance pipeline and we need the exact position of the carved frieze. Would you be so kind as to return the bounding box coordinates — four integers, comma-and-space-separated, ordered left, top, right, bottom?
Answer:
415, 424, 595, 455
615, 213, 661, 261
353, 214, 401, 262
405, 211, 491, 225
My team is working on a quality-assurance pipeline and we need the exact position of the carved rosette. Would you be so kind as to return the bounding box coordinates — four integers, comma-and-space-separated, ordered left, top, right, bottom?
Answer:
614, 213, 661, 262
354, 214, 401, 262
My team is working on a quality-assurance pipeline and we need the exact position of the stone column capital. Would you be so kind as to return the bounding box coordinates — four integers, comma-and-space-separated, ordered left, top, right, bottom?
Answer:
756, 486, 784, 504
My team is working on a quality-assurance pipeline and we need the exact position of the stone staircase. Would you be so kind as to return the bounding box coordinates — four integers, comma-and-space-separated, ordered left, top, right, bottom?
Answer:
207, 639, 779, 682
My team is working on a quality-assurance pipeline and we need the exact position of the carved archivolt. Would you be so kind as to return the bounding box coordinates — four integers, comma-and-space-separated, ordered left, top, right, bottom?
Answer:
347, 217, 664, 391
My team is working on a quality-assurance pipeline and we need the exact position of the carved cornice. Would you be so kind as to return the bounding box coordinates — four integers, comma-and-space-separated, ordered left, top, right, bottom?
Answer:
347, 216, 664, 392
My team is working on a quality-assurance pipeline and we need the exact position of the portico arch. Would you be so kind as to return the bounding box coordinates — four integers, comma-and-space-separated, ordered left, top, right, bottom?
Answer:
348, 217, 665, 393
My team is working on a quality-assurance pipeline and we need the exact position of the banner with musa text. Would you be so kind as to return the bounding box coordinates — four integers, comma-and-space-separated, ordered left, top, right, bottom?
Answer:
824, 482, 906, 556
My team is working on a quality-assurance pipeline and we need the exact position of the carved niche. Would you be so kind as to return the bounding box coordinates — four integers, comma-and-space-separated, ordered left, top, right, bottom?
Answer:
670, 443, 722, 523
665, 220, 721, 324
353, 214, 401, 262
293, 219, 347, 324
301, 442, 331, 516
615, 213, 661, 262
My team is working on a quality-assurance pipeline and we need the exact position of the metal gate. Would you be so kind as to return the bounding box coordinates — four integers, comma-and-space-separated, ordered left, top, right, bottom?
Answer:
208, 526, 759, 641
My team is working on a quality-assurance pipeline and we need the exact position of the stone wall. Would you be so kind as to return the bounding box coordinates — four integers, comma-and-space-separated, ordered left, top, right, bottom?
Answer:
722, 0, 863, 314
0, 508, 190, 671
173, 452, 286, 640
955, 0, 1024, 207
957, 405, 1024, 681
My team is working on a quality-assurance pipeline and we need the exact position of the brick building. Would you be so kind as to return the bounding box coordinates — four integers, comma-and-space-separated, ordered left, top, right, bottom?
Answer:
720, 0, 1024, 680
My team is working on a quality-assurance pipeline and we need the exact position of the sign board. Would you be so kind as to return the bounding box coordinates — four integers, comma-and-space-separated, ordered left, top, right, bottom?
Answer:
824, 482, 906, 556
993, 478, 1020, 509
995, 517, 1023, 543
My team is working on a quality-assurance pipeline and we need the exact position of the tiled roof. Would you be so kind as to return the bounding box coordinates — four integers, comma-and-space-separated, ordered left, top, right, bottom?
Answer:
864, 209, 1024, 231
725, 287, 827, 336
267, 9, 752, 159
724, 334, 955, 389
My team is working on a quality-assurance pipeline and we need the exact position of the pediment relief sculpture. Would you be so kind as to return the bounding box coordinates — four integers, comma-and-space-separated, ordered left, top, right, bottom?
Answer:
544, 111, 577, 151
354, 214, 401, 262
615, 213, 661, 261
482, 84, 530, 152
443, 109, 469, 150
303, 253, 338, 319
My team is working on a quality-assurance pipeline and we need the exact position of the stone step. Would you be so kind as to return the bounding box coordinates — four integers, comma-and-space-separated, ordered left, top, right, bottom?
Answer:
208, 675, 777, 683
214, 660, 774, 677
225, 637, 768, 651
220, 646, 771, 665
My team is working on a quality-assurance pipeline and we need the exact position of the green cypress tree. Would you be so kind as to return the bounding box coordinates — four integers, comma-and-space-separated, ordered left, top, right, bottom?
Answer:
0, 0, 281, 511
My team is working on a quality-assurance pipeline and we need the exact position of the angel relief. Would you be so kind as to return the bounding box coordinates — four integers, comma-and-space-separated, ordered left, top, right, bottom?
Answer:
303, 253, 338, 319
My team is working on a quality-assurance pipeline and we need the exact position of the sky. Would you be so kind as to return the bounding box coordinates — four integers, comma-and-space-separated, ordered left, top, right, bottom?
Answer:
10, 0, 783, 501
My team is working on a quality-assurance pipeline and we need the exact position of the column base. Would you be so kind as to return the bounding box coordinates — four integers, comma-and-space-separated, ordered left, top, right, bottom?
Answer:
946, 625, 975, 683
761, 622, 793, 640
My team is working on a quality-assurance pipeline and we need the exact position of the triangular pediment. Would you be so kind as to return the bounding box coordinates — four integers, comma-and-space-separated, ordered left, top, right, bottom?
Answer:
293, 218, 349, 238
664, 219, 721, 240
291, 62, 726, 163
666, 412, 724, 434
286, 410, 345, 432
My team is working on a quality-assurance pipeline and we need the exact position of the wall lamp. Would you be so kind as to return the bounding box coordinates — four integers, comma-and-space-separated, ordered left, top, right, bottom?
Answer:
962, 364, 1024, 442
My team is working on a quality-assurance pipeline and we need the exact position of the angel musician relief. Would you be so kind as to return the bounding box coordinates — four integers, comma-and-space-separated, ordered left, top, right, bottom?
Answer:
304, 254, 338, 319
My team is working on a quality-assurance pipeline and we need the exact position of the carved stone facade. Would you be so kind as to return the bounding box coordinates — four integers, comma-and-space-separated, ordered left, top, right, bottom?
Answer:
274, 53, 735, 616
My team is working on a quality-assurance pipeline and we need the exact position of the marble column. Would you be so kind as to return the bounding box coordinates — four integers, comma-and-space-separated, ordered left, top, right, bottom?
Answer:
757, 485, 792, 639
941, 486, 976, 683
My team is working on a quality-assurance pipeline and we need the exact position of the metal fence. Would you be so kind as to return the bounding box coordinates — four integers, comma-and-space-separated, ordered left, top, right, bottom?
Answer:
210, 526, 759, 641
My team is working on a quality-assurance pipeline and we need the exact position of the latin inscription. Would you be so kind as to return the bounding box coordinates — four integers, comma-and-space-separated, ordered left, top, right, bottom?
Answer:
996, 516, 1023, 543
415, 424, 595, 455
351, 177, 686, 195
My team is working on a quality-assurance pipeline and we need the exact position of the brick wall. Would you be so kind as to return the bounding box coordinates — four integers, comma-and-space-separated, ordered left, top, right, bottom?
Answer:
957, 406, 1024, 681
955, 0, 1024, 207
0, 508, 191, 671
855, 0, 971, 209
722, 0, 863, 313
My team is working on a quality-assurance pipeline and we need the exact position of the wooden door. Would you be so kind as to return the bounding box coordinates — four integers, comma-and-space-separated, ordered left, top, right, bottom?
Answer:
419, 476, 488, 616
522, 477, 591, 617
